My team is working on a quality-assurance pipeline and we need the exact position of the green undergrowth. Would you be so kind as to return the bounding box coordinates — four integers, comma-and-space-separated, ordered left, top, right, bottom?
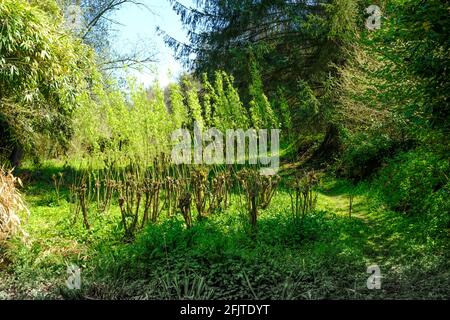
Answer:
0, 164, 448, 300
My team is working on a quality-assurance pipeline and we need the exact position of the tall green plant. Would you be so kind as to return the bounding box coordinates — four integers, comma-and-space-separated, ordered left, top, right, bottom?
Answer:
169, 83, 188, 130
248, 62, 278, 129
0, 0, 95, 164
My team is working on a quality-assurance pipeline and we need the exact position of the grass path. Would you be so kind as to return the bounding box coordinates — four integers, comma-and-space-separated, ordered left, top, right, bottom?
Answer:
318, 181, 381, 259
317, 180, 449, 298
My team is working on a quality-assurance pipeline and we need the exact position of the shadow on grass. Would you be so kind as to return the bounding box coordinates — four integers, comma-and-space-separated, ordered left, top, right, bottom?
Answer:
79, 208, 375, 300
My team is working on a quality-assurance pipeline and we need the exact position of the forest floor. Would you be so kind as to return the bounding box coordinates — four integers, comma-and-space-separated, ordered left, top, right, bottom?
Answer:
0, 163, 448, 300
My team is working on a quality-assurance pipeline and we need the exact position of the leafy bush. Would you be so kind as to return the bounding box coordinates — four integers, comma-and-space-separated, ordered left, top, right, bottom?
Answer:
338, 128, 407, 180
0, 0, 95, 163
375, 149, 449, 216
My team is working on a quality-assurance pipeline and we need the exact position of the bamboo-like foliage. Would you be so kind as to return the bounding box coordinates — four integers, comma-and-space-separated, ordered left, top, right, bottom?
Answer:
71, 69, 258, 168
223, 73, 250, 129
248, 61, 278, 130
203, 71, 250, 131
169, 83, 189, 130
275, 88, 292, 137
185, 81, 205, 131
0, 0, 96, 160
72, 78, 176, 166
0, 167, 29, 241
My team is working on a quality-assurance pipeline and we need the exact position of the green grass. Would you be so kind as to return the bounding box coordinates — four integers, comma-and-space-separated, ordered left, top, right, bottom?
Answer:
0, 164, 448, 300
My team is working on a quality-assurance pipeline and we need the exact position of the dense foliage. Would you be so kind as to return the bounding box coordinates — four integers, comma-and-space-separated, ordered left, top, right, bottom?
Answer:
0, 0, 95, 165
0, 0, 448, 301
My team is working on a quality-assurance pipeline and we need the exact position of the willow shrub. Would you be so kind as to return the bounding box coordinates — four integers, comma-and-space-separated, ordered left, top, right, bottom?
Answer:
71, 78, 176, 165
70, 70, 258, 165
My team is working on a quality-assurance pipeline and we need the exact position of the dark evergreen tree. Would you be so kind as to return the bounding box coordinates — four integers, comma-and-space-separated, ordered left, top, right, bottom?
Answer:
161, 0, 360, 154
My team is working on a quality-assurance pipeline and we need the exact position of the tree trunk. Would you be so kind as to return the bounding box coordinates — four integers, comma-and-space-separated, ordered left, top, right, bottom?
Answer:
312, 123, 341, 163
9, 143, 24, 168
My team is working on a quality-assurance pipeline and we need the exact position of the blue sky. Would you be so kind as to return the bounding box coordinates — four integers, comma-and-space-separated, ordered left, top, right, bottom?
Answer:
110, 0, 195, 87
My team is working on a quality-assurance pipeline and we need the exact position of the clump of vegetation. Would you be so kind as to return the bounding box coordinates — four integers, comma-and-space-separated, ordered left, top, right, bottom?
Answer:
237, 169, 280, 228
0, 168, 29, 241
70, 171, 93, 230
375, 149, 450, 219
289, 170, 321, 221
191, 167, 233, 220
178, 191, 193, 229
0, 0, 96, 166
0, 0, 449, 301
66, 161, 238, 235
192, 168, 209, 219
208, 170, 232, 213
